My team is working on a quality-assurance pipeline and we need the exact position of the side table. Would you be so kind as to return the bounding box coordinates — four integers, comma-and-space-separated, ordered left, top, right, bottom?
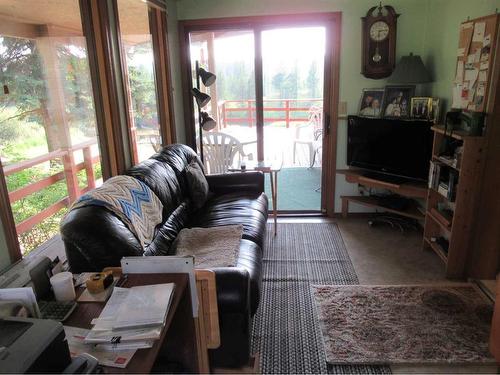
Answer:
229, 160, 282, 236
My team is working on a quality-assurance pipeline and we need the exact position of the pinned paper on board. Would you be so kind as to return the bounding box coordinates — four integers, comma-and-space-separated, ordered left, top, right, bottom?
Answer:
477, 82, 486, 97
480, 61, 489, 70
483, 34, 491, 47
459, 22, 474, 54
455, 61, 464, 82
472, 22, 486, 42
481, 46, 490, 62
464, 68, 479, 88
452, 84, 462, 108
474, 48, 482, 63
478, 70, 488, 82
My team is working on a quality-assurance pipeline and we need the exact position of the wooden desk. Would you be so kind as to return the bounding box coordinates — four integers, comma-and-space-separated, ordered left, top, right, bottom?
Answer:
65, 273, 198, 373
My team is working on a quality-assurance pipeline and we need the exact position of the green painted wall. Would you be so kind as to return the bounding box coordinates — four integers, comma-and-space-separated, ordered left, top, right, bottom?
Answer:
172, 0, 500, 211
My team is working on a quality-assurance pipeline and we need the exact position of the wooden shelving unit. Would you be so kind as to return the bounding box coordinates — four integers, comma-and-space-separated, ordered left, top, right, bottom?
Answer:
423, 127, 486, 279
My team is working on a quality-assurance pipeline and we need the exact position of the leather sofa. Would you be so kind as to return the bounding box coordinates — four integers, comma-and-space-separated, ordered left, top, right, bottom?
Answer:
60, 144, 268, 367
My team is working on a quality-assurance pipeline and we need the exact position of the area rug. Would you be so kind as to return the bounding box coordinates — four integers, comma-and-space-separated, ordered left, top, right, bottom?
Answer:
312, 284, 495, 365
251, 223, 391, 374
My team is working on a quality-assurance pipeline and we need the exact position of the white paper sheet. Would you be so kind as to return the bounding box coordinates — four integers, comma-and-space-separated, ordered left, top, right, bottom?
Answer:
478, 70, 488, 82
455, 61, 464, 83
474, 48, 481, 63
480, 61, 489, 70
452, 84, 463, 108
472, 22, 486, 42
483, 34, 491, 47
0, 287, 40, 318
464, 68, 479, 88
64, 326, 137, 369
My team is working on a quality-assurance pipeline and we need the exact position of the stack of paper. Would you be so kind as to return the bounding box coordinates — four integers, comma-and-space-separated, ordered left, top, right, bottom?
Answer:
88, 283, 174, 349
65, 283, 175, 368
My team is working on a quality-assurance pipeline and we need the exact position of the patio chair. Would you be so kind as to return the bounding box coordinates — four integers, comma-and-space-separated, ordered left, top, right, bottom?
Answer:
292, 105, 323, 168
202, 132, 253, 174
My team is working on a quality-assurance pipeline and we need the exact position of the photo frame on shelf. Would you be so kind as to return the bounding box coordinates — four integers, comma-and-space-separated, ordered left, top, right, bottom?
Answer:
382, 85, 415, 119
411, 97, 433, 120
431, 98, 441, 123
358, 88, 385, 118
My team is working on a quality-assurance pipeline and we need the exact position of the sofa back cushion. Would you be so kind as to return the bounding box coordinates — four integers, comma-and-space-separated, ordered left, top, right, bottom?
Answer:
126, 158, 182, 219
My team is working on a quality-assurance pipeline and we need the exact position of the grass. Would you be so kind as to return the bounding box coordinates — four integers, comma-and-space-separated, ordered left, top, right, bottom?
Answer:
0, 107, 102, 254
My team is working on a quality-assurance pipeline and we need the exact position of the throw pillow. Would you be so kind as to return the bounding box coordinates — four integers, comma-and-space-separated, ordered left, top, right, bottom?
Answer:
185, 161, 209, 209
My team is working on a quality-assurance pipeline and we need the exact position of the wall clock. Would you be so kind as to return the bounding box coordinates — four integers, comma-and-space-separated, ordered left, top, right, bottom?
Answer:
361, 4, 399, 79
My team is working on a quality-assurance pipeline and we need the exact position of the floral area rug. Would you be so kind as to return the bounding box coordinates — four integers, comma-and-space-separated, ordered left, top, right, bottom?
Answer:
312, 284, 495, 365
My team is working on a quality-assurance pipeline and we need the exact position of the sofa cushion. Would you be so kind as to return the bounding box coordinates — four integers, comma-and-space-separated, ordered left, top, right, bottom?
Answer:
190, 192, 268, 248
126, 158, 183, 218
185, 161, 209, 209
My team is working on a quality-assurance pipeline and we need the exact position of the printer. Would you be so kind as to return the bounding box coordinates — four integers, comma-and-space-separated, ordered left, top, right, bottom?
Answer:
0, 317, 97, 374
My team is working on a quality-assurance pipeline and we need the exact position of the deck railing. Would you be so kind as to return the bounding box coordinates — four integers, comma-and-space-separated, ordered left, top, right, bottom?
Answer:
217, 98, 322, 128
4, 139, 100, 235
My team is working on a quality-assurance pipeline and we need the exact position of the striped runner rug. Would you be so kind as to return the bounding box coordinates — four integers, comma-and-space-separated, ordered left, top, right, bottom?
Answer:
251, 223, 391, 374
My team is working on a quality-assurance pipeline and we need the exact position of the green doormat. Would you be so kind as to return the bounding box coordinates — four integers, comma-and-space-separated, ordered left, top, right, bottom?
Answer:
312, 284, 495, 365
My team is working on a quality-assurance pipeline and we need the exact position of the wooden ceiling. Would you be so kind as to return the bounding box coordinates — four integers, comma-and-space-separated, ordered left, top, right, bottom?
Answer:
0, 0, 150, 41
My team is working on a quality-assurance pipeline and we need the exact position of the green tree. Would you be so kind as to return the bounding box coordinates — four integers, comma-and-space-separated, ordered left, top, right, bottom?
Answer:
306, 61, 319, 98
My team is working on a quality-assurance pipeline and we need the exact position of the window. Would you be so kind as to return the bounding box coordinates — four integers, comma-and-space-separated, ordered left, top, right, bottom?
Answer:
117, 0, 162, 163
0, 0, 102, 255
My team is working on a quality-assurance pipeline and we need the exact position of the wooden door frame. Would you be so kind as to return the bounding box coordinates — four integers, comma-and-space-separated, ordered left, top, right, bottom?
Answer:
178, 13, 341, 216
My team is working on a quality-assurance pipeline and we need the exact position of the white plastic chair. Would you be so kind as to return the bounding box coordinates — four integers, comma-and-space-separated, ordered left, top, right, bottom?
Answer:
292, 105, 323, 167
202, 132, 252, 174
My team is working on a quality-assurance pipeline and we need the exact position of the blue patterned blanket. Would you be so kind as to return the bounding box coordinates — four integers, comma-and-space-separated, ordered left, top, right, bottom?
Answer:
70, 176, 163, 249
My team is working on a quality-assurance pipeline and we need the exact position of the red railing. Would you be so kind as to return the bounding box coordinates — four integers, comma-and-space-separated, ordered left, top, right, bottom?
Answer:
217, 98, 322, 128
4, 140, 101, 235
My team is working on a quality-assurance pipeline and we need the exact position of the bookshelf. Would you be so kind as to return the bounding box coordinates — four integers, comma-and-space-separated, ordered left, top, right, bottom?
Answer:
423, 126, 486, 278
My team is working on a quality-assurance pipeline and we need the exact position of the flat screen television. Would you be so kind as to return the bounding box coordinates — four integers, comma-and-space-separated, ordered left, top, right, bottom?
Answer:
347, 116, 433, 181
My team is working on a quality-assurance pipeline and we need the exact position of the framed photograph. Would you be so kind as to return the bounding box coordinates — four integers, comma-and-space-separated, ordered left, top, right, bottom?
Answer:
410, 97, 433, 120
358, 88, 385, 118
382, 85, 415, 119
431, 98, 441, 124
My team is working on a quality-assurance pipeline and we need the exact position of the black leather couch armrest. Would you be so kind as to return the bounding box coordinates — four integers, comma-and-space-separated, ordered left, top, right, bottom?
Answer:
210, 267, 250, 314
206, 172, 264, 195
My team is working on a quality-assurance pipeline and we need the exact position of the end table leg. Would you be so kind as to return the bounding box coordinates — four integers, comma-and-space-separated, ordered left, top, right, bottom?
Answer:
341, 197, 348, 218
274, 171, 278, 236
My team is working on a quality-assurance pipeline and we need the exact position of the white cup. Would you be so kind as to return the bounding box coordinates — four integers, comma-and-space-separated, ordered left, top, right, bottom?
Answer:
50, 272, 76, 301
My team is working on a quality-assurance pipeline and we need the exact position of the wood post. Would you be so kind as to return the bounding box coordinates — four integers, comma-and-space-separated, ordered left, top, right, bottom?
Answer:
285, 99, 290, 128
83, 146, 96, 189
62, 150, 79, 203
248, 100, 253, 128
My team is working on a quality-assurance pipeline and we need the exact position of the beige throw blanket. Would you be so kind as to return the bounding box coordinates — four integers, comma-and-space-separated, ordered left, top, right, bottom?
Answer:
174, 225, 243, 268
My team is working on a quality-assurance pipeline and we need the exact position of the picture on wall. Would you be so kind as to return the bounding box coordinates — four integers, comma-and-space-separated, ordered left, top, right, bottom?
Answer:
411, 97, 433, 119
382, 85, 415, 118
358, 89, 385, 117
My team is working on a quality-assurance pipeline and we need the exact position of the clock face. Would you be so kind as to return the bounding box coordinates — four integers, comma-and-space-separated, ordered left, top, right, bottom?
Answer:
370, 21, 390, 41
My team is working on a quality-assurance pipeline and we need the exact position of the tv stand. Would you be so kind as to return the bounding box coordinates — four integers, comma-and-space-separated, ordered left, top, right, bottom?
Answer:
336, 169, 427, 220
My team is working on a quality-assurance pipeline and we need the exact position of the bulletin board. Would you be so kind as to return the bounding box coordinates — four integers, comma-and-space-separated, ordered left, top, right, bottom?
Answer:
452, 14, 499, 112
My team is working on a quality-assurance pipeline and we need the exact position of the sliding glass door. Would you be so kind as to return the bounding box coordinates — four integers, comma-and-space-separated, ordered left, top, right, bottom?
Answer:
261, 26, 325, 211
189, 30, 257, 173
186, 21, 333, 213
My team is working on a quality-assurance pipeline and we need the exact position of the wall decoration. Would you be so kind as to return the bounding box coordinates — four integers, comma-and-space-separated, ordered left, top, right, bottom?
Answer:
382, 85, 415, 118
358, 88, 385, 117
411, 97, 432, 120
361, 4, 399, 79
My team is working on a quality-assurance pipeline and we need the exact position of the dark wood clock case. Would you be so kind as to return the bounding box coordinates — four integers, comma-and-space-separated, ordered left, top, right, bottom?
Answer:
361, 5, 399, 79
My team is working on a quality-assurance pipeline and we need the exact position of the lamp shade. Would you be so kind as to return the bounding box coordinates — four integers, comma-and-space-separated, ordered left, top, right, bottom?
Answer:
191, 87, 211, 107
388, 53, 432, 84
198, 67, 216, 87
200, 112, 216, 131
